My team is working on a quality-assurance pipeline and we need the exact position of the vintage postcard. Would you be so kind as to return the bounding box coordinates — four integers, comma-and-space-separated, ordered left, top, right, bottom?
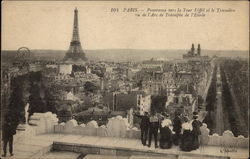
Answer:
1, 1, 249, 159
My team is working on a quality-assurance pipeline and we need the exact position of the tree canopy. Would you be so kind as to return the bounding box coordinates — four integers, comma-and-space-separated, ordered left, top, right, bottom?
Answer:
84, 81, 98, 93
151, 95, 167, 113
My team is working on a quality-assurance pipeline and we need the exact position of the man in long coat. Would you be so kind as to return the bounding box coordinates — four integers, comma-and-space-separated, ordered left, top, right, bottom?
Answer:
191, 112, 202, 150
2, 115, 16, 157
148, 111, 160, 148
173, 111, 182, 145
135, 111, 150, 146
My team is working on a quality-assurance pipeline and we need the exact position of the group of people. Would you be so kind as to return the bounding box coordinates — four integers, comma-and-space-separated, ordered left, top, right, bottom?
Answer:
135, 110, 202, 151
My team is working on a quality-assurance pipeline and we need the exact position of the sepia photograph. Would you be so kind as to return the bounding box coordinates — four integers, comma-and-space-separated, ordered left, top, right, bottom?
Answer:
1, 1, 249, 159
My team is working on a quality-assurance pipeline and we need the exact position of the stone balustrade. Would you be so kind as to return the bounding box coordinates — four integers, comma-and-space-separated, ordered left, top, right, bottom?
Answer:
54, 116, 140, 139
14, 112, 58, 143
19, 112, 248, 149
54, 116, 248, 148
200, 123, 248, 148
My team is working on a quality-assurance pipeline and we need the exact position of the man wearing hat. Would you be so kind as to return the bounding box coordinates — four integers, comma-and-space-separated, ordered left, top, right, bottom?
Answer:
2, 115, 16, 157
191, 112, 202, 150
173, 111, 182, 146
134, 111, 150, 146
148, 111, 160, 148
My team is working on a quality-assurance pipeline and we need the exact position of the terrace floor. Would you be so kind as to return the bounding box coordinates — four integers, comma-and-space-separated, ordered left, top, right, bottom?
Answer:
1, 134, 248, 159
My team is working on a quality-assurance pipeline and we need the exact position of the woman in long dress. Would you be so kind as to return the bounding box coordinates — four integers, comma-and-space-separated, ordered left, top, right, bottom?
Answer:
159, 114, 172, 149
180, 116, 193, 152
191, 112, 202, 150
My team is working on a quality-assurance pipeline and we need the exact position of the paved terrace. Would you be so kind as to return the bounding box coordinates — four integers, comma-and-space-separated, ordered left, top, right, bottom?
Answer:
3, 134, 248, 159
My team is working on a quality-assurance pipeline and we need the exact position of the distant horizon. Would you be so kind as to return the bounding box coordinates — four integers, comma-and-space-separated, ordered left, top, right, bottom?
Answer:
2, 48, 248, 60
1, 49, 249, 63
2, 48, 249, 52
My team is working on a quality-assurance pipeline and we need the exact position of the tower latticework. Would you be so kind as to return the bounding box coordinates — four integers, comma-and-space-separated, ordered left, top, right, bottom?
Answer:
64, 8, 87, 63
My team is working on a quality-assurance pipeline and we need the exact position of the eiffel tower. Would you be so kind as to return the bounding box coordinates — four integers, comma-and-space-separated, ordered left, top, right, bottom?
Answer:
64, 8, 87, 63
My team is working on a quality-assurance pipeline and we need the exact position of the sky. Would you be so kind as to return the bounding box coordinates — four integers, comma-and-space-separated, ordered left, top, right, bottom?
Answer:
1, 1, 249, 51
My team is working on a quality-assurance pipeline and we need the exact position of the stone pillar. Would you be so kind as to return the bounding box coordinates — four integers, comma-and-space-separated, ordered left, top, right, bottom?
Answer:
127, 108, 133, 128
24, 103, 30, 125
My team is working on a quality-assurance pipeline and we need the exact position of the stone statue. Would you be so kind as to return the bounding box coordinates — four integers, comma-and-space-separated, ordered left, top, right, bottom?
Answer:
127, 108, 134, 128
24, 103, 29, 124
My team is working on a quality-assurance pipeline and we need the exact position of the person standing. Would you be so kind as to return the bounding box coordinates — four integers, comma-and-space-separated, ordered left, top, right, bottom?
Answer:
159, 113, 172, 149
134, 111, 150, 146
2, 115, 16, 157
173, 111, 182, 145
191, 112, 202, 150
180, 116, 193, 152
148, 111, 159, 148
